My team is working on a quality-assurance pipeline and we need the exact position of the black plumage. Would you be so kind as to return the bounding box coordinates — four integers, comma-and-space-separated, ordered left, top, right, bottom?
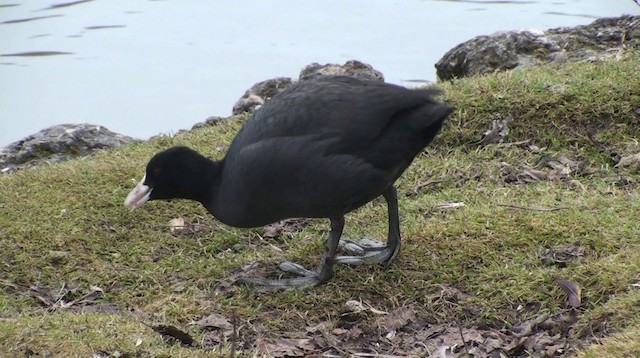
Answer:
125, 76, 452, 289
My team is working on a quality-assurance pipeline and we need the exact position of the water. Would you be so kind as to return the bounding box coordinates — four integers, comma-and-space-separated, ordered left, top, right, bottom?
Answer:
0, 0, 638, 146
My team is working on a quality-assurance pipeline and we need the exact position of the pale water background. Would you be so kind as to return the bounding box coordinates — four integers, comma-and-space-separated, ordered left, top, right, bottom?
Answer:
0, 0, 638, 146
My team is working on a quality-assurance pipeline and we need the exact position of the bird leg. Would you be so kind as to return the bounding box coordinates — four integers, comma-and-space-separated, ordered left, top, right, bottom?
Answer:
237, 216, 344, 290
335, 186, 401, 266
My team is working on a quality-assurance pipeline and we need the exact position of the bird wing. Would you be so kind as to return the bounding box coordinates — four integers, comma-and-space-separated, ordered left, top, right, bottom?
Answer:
226, 76, 443, 156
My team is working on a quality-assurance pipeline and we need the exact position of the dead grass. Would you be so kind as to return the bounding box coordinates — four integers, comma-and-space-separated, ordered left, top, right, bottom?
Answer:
1, 53, 639, 356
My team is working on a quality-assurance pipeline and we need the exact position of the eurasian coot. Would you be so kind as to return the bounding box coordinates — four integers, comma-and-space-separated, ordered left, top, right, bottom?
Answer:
125, 76, 452, 289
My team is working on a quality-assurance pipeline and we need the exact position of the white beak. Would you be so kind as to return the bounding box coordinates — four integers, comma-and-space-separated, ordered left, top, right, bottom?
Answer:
124, 175, 152, 210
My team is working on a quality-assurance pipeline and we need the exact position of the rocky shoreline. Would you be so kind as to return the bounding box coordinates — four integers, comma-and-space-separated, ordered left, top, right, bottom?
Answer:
2, 15, 637, 174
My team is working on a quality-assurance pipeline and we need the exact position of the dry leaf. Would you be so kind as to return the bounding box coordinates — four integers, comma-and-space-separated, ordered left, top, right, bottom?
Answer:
345, 300, 365, 313
332, 328, 348, 335
435, 202, 465, 210
255, 338, 316, 357
152, 324, 195, 346
372, 306, 416, 332
437, 345, 455, 358
541, 245, 585, 267
263, 218, 309, 238
349, 325, 363, 338
305, 321, 331, 334
195, 313, 233, 333
523, 169, 548, 181
615, 153, 640, 168
169, 217, 185, 232
478, 118, 511, 145
556, 279, 582, 308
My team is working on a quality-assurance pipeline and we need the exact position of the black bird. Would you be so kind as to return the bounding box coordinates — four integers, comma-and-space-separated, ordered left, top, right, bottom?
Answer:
125, 76, 452, 289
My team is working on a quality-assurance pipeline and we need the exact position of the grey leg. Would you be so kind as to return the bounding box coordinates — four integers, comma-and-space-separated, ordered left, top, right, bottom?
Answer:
335, 186, 401, 266
237, 216, 344, 290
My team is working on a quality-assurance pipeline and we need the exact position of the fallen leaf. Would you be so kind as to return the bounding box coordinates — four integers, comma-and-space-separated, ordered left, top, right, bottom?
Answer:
332, 328, 348, 335
437, 345, 455, 358
523, 169, 548, 182
168, 217, 185, 232
615, 153, 640, 168
345, 299, 365, 313
385, 329, 398, 341
263, 218, 309, 238
255, 337, 316, 357
417, 325, 447, 340
372, 306, 416, 332
556, 279, 582, 308
135, 337, 143, 347
195, 313, 233, 332
477, 118, 511, 145
545, 343, 565, 356
435, 202, 465, 210
349, 325, 363, 338
541, 245, 585, 267
305, 321, 331, 334
152, 324, 195, 346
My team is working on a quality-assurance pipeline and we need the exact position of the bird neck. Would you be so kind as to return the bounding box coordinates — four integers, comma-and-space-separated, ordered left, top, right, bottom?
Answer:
193, 158, 223, 204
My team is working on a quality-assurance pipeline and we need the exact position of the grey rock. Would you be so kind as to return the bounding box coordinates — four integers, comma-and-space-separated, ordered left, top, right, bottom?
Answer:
299, 60, 384, 82
231, 60, 385, 115
191, 116, 230, 130
436, 15, 640, 80
0, 123, 140, 172
232, 77, 294, 115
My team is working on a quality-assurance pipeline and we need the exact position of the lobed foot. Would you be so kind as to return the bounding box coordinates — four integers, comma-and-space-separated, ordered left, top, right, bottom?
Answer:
236, 261, 328, 290
335, 236, 400, 266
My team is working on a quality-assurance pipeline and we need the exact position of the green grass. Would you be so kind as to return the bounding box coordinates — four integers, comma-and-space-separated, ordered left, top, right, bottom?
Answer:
1, 53, 639, 356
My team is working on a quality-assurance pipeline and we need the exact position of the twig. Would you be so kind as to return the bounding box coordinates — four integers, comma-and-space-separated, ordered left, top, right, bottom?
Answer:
230, 309, 237, 358
497, 204, 569, 212
217, 325, 224, 358
497, 139, 532, 147
408, 179, 445, 196
458, 325, 469, 356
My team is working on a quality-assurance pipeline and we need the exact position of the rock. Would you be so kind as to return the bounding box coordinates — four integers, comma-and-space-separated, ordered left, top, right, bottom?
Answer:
298, 60, 384, 82
231, 60, 384, 115
435, 15, 640, 80
0, 123, 140, 172
231, 77, 294, 115
191, 116, 230, 130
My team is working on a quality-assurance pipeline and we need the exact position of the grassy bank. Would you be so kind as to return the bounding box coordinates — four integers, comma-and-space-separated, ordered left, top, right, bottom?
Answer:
1, 54, 639, 357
